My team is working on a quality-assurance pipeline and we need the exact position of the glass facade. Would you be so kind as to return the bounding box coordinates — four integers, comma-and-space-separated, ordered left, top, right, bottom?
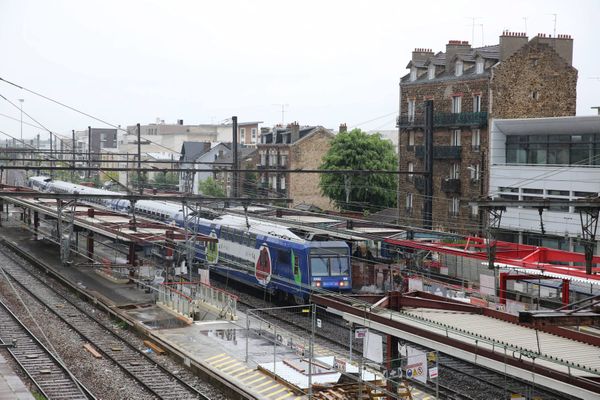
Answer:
506, 134, 600, 165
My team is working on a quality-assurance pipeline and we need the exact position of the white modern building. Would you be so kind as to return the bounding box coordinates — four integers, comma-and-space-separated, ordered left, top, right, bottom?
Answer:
489, 116, 600, 250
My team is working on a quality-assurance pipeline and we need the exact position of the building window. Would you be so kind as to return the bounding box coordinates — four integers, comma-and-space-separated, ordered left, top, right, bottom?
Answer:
451, 129, 461, 146
251, 128, 257, 139
280, 154, 288, 167
428, 65, 435, 80
449, 197, 460, 216
410, 67, 417, 81
269, 152, 277, 166
469, 164, 480, 181
407, 162, 414, 181
455, 60, 463, 77
471, 129, 480, 151
406, 193, 413, 211
505, 134, 599, 166
270, 176, 277, 190
450, 163, 460, 179
260, 152, 266, 166
531, 91, 539, 100
407, 99, 416, 122
470, 204, 479, 217
408, 131, 415, 147
452, 96, 462, 113
280, 177, 286, 190
473, 95, 481, 112
476, 59, 484, 74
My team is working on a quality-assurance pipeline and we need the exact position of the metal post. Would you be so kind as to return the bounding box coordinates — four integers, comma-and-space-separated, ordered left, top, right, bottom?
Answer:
273, 324, 277, 374
435, 350, 439, 399
18, 99, 24, 143
49, 132, 54, 179
349, 324, 353, 363
423, 100, 434, 230
87, 126, 91, 179
232, 116, 238, 198
245, 312, 250, 363
308, 304, 315, 398
72, 129, 76, 181
137, 123, 142, 194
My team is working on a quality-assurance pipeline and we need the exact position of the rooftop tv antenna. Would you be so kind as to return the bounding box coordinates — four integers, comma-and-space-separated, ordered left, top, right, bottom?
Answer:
272, 104, 289, 125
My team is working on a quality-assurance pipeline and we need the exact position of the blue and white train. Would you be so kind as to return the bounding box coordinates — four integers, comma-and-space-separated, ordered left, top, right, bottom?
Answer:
28, 176, 351, 301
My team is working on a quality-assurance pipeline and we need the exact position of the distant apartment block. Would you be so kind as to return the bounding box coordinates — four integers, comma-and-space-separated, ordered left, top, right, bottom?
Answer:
258, 123, 334, 210
397, 31, 577, 235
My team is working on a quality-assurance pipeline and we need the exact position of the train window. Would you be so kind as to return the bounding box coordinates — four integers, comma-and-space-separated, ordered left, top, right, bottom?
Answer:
293, 252, 300, 276
330, 257, 349, 276
278, 250, 291, 265
310, 257, 329, 276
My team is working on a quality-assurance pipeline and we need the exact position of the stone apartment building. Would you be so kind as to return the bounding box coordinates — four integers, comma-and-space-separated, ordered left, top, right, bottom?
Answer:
257, 123, 334, 210
397, 31, 577, 234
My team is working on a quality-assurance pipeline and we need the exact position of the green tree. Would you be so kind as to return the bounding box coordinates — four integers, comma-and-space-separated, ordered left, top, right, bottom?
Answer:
319, 128, 398, 212
151, 171, 179, 190
198, 177, 225, 197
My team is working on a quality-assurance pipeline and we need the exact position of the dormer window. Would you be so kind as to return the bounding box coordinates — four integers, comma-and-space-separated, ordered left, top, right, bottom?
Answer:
455, 60, 463, 77
410, 67, 417, 81
428, 65, 435, 80
476, 58, 484, 74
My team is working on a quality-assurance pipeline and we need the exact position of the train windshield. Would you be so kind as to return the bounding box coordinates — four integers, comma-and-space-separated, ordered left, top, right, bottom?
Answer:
310, 248, 349, 277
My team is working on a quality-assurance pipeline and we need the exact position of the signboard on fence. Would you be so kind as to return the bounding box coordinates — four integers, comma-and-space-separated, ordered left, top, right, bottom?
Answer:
429, 366, 438, 379
405, 347, 427, 383
408, 277, 423, 291
355, 328, 367, 339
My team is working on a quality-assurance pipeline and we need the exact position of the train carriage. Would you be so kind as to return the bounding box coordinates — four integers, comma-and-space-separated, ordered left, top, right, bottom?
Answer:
28, 176, 352, 301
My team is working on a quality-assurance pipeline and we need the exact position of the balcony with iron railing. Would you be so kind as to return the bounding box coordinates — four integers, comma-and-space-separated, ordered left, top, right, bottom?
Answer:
415, 145, 462, 159
441, 178, 461, 193
397, 111, 488, 128
414, 176, 425, 192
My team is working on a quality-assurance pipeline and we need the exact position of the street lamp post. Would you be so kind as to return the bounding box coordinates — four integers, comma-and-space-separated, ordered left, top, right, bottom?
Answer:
18, 99, 24, 145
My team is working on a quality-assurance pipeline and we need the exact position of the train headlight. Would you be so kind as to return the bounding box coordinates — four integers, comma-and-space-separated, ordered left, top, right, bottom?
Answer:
313, 281, 322, 287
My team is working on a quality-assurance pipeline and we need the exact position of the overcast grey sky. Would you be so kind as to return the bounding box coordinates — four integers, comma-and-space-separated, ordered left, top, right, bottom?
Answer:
0, 0, 598, 141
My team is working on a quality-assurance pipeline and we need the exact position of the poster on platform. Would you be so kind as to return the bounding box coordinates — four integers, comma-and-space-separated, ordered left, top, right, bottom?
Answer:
363, 331, 383, 363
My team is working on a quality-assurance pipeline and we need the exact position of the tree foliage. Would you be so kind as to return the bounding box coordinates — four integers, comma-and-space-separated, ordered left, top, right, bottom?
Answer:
319, 129, 397, 212
198, 177, 225, 197
151, 171, 179, 190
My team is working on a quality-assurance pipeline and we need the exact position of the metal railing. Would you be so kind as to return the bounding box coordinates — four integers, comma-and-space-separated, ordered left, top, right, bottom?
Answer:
158, 281, 238, 320
441, 178, 461, 193
397, 111, 488, 128
158, 283, 193, 318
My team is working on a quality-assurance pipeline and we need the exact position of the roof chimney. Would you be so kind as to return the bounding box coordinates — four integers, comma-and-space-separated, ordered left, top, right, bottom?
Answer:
339, 123, 347, 133
499, 31, 529, 61
445, 40, 471, 68
531, 33, 574, 65
289, 122, 300, 142
412, 48, 434, 63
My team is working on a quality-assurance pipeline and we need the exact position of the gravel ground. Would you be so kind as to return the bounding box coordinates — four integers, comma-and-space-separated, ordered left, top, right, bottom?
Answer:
0, 253, 228, 400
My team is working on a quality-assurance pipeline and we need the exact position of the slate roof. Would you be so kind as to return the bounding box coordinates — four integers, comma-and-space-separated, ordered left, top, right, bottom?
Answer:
180, 141, 211, 162
401, 44, 500, 85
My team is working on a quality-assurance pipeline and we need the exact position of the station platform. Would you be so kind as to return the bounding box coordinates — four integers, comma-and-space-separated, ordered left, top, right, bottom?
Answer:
0, 224, 433, 399
0, 353, 35, 400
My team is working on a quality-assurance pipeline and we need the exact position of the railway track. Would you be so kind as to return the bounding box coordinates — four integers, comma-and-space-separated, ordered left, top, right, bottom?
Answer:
0, 245, 210, 400
219, 279, 572, 400
0, 298, 93, 400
